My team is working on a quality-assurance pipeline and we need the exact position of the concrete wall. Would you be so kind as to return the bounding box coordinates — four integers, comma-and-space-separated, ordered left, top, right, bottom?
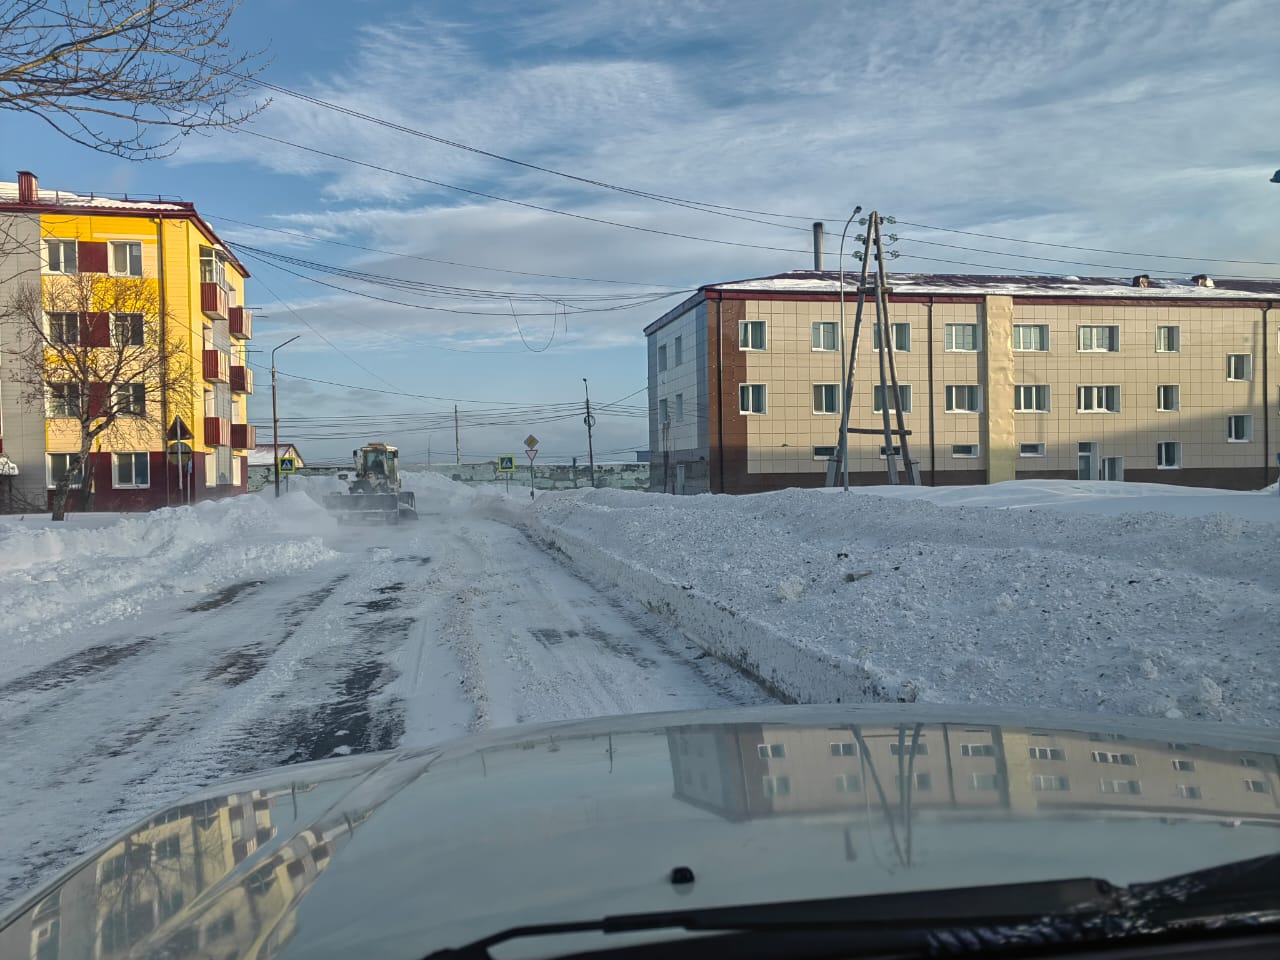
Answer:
250, 461, 651, 493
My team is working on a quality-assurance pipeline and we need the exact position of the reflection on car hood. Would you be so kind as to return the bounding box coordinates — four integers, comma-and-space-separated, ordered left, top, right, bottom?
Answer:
3, 703, 1280, 959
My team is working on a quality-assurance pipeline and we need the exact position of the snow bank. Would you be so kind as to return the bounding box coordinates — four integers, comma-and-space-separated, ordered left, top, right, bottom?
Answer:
527, 481, 1280, 726
0, 493, 339, 662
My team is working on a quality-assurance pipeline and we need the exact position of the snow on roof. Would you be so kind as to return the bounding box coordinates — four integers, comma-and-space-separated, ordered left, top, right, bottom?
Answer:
248, 444, 304, 467
0, 180, 191, 212
707, 270, 1280, 300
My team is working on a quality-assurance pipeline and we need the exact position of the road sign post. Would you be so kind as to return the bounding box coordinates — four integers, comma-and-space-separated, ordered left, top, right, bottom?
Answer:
498, 455, 516, 495
526, 447, 538, 499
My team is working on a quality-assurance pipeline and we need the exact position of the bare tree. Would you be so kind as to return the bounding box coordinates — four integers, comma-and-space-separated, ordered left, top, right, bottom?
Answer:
1, 272, 194, 520
0, 0, 269, 160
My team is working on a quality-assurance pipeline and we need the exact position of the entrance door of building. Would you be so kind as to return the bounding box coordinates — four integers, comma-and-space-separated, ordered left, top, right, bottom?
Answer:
675, 463, 686, 495
1078, 442, 1097, 480
1101, 456, 1124, 482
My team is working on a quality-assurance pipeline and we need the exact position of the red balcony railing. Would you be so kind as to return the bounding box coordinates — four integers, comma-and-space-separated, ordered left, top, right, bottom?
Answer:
230, 365, 253, 394
231, 423, 256, 449
204, 416, 230, 446
202, 349, 229, 382
228, 306, 253, 340
200, 282, 229, 321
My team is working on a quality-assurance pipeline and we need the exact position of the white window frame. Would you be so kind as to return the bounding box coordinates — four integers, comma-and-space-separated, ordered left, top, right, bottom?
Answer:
1156, 441, 1181, 470
1077, 385, 1121, 413
872, 384, 912, 414
1176, 784, 1201, 799
1100, 779, 1142, 795
812, 321, 838, 352
1034, 774, 1071, 791
762, 775, 790, 797
46, 312, 79, 345
889, 741, 928, 757
835, 773, 861, 792
45, 239, 77, 274
1244, 779, 1272, 794
1091, 751, 1137, 766
873, 322, 911, 352
969, 772, 1001, 791
111, 312, 144, 347
739, 383, 767, 415
812, 383, 839, 415
945, 385, 982, 413
1227, 415, 1253, 442
114, 382, 146, 417
1156, 384, 1180, 412
1019, 442, 1046, 458
1078, 325, 1120, 352
47, 453, 84, 488
112, 452, 150, 489
944, 323, 980, 352
1226, 354, 1252, 382
830, 741, 857, 757
1171, 759, 1196, 772
951, 444, 980, 459
960, 743, 995, 757
47, 382, 82, 418
739, 320, 766, 351
109, 241, 143, 277
1015, 384, 1050, 413
813, 446, 837, 461
1012, 324, 1049, 352
1029, 746, 1066, 760
1155, 325, 1180, 353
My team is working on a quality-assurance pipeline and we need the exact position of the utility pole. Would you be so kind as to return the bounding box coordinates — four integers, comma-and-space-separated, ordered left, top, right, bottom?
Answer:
831, 207, 868, 490
583, 378, 597, 488
271, 335, 301, 498
873, 215, 916, 485
869, 214, 899, 485
454, 405, 460, 465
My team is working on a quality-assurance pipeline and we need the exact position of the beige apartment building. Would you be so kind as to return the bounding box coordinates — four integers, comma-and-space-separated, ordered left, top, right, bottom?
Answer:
645, 272, 1280, 494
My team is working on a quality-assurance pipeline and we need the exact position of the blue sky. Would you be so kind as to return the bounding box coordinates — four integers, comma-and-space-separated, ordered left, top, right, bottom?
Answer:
5, 0, 1279, 464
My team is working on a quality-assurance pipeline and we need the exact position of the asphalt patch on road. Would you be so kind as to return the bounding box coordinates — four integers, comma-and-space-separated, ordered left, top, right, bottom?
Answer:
187, 579, 266, 612
0, 638, 155, 699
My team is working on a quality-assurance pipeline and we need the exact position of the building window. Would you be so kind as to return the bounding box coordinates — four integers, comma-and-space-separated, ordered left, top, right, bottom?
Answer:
757, 743, 785, 759
813, 383, 839, 414
889, 742, 928, 757
1175, 784, 1201, 799
1157, 384, 1180, 412
1156, 326, 1180, 352
675, 394, 684, 421
1100, 779, 1142, 795
155, 835, 181, 860
199, 245, 227, 286
944, 323, 980, 352
961, 744, 995, 757
1013, 324, 1049, 351
812, 321, 837, 351
1020, 442, 1046, 458
47, 383, 82, 418
45, 239, 77, 274
879, 445, 902, 459
872, 384, 912, 413
113, 453, 150, 489
110, 241, 143, 277
115, 383, 146, 416
657, 344, 667, 372
952, 444, 979, 458
1034, 775, 1071, 791
762, 775, 790, 797
47, 312, 79, 345
830, 742, 857, 757
1015, 385, 1050, 412
739, 320, 766, 350
1244, 779, 1272, 794
1226, 354, 1252, 382
1091, 751, 1137, 766
969, 773, 1001, 791
896, 772, 932, 791
1227, 415, 1253, 442
47, 453, 84, 488
1241, 757, 1261, 768
1171, 759, 1196, 772
1077, 385, 1121, 413
1030, 747, 1066, 761
658, 398, 668, 423
1156, 441, 1181, 469
673, 335, 683, 366
946, 385, 982, 413
813, 446, 836, 460
835, 773, 862, 792
112, 313, 144, 346
873, 322, 911, 352
1078, 325, 1119, 352
739, 383, 767, 414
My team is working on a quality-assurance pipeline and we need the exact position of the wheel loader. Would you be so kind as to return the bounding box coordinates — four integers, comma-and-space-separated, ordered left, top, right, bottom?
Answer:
323, 442, 418, 522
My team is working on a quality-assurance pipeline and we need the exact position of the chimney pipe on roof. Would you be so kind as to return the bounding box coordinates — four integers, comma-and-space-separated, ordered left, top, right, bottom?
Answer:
17, 171, 37, 203
1191, 274, 1214, 287
812, 222, 824, 271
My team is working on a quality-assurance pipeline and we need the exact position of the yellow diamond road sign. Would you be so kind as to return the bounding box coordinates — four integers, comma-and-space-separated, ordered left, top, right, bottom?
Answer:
524, 434, 539, 449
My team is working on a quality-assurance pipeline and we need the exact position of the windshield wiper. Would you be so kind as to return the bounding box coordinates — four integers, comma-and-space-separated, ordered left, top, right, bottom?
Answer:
424, 854, 1280, 960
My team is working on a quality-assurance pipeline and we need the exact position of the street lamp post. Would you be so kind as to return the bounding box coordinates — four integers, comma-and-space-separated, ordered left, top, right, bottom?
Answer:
271, 335, 301, 498
837, 206, 863, 492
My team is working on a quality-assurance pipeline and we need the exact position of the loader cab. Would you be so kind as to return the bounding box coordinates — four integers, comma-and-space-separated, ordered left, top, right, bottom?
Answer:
355, 444, 400, 485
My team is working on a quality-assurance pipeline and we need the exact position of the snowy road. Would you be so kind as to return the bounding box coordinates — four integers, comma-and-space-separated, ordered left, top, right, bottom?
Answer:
0, 488, 770, 912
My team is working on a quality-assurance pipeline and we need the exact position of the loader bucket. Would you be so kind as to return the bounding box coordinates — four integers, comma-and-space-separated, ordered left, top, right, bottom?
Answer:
323, 492, 404, 522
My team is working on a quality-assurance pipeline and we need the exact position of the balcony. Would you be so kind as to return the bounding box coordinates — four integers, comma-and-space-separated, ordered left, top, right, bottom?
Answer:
228, 306, 253, 340
204, 416, 230, 446
203, 349, 229, 383
230, 365, 253, 394
231, 423, 256, 449
200, 282, 229, 321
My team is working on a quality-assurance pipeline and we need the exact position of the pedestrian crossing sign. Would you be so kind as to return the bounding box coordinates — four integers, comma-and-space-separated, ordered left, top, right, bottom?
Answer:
498, 455, 516, 473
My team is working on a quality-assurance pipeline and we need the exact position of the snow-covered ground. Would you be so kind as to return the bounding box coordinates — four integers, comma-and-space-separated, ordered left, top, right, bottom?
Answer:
2, 473, 1275, 914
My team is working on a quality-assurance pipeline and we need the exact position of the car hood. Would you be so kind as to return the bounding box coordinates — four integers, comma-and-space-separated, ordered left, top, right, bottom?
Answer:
4, 703, 1280, 959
